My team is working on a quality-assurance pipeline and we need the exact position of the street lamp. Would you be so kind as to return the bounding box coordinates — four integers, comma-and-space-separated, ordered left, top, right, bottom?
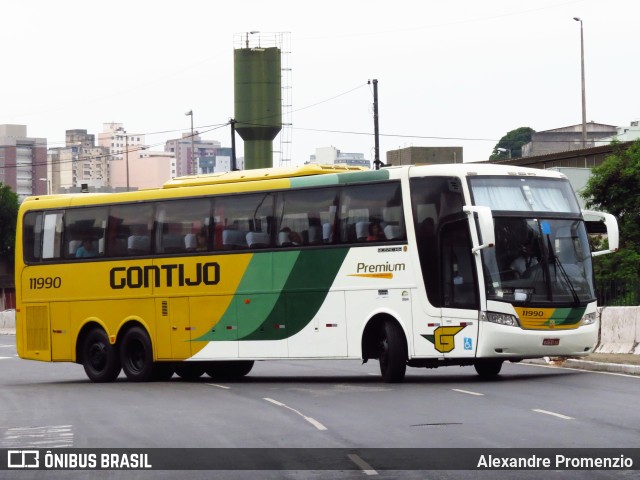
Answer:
185, 110, 196, 175
245, 31, 260, 48
574, 17, 587, 148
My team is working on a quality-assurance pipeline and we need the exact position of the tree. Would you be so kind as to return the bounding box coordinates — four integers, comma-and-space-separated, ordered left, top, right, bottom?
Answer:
582, 140, 640, 287
0, 183, 19, 268
489, 127, 535, 160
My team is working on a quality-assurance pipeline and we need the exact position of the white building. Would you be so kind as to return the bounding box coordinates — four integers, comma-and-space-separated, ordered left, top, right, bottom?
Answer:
595, 120, 640, 146
98, 122, 147, 190
308, 146, 370, 168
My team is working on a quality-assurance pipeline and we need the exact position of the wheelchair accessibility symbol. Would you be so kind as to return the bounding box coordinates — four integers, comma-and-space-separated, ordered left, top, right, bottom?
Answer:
463, 337, 473, 350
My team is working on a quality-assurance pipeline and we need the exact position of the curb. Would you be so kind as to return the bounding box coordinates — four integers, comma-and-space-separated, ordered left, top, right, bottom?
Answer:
562, 358, 640, 376
524, 357, 640, 376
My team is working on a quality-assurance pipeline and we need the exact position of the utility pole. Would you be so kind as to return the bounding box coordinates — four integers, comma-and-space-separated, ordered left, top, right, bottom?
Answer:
574, 17, 587, 148
186, 110, 196, 174
369, 79, 381, 170
125, 132, 130, 192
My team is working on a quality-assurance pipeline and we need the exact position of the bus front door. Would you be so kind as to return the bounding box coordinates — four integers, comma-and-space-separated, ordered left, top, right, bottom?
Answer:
439, 219, 479, 358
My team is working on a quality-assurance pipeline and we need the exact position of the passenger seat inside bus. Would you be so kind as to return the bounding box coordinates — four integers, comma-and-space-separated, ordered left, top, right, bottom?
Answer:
322, 223, 332, 243
68, 240, 82, 257
127, 235, 150, 255
222, 229, 247, 249
184, 233, 197, 251
246, 231, 270, 248
355, 221, 370, 241
384, 225, 403, 240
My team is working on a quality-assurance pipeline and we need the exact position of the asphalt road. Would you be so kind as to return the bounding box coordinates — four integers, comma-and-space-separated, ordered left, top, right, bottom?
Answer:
1, 334, 639, 480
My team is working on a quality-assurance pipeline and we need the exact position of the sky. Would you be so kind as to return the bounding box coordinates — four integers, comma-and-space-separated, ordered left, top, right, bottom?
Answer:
2, 0, 638, 165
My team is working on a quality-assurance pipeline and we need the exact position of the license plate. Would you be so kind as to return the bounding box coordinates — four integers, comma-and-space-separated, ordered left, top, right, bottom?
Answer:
543, 338, 560, 346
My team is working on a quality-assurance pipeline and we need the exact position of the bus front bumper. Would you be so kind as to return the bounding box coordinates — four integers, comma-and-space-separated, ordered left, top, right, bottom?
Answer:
475, 321, 598, 358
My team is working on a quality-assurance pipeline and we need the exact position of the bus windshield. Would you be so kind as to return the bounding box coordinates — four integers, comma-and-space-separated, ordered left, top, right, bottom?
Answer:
470, 176, 594, 306
469, 176, 581, 214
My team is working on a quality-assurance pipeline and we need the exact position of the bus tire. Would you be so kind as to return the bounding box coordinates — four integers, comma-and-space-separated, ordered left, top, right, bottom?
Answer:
378, 320, 407, 383
82, 328, 121, 383
174, 362, 205, 381
474, 359, 503, 378
120, 326, 154, 382
205, 361, 254, 380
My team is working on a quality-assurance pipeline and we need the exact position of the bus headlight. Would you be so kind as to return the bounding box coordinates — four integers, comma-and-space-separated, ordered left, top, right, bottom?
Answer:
486, 312, 520, 327
581, 312, 597, 325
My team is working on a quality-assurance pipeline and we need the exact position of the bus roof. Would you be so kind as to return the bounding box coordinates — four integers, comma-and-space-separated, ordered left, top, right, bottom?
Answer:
162, 164, 367, 189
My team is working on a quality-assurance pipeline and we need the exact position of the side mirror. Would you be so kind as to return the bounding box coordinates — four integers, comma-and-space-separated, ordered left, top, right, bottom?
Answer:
463, 206, 495, 253
582, 210, 619, 257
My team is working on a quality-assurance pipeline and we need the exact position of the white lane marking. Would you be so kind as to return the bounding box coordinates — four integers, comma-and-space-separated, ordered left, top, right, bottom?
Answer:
0, 357, 12, 360
533, 409, 574, 420
347, 453, 378, 476
2, 425, 74, 448
263, 397, 328, 431
205, 383, 231, 390
452, 388, 484, 396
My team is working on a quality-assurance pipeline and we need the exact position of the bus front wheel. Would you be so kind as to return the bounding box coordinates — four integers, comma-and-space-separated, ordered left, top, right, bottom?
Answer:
120, 326, 154, 382
82, 329, 121, 383
474, 359, 503, 378
378, 320, 407, 383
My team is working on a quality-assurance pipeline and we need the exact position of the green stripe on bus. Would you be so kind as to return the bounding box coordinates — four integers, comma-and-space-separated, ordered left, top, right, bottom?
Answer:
290, 174, 341, 188
550, 307, 586, 326
336, 170, 389, 184
290, 169, 390, 189
195, 251, 300, 342
240, 248, 349, 341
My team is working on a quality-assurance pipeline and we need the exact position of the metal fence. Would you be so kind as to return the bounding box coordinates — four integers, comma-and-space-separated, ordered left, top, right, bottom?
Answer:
596, 281, 640, 306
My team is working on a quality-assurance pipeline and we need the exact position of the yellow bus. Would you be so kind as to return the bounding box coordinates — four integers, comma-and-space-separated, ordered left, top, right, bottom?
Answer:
15, 163, 618, 383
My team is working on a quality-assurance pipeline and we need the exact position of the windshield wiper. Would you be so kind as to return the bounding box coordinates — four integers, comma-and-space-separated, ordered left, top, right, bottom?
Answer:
546, 235, 580, 305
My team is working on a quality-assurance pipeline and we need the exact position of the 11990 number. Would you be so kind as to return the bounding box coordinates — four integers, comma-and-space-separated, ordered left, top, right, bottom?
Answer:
29, 277, 62, 289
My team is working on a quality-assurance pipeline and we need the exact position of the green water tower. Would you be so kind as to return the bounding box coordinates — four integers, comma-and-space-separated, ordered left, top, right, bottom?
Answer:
234, 34, 282, 170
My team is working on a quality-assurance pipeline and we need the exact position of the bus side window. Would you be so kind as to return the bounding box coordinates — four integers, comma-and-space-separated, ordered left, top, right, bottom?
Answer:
339, 182, 404, 244
217, 193, 274, 251
22, 212, 43, 262
41, 212, 64, 260
64, 206, 108, 259
108, 204, 154, 257
155, 198, 212, 254
276, 187, 339, 247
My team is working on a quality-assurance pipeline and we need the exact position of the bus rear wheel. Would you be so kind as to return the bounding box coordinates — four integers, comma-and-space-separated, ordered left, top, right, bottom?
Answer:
378, 320, 407, 383
174, 362, 205, 381
120, 326, 154, 382
474, 359, 503, 378
82, 329, 121, 383
205, 361, 254, 380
